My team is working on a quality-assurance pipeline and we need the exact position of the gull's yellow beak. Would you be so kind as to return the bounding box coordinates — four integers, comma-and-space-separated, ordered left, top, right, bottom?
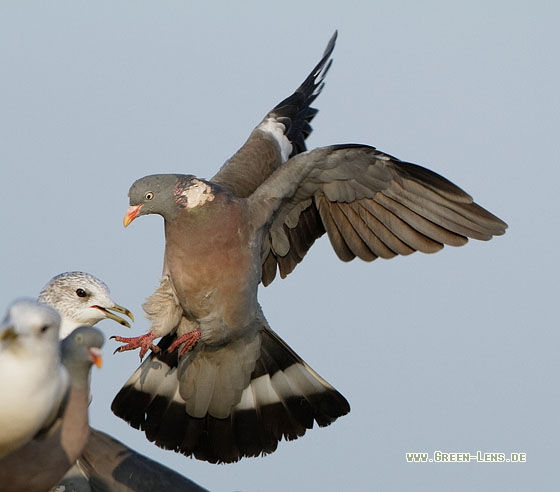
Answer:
92, 304, 134, 328
0, 326, 17, 342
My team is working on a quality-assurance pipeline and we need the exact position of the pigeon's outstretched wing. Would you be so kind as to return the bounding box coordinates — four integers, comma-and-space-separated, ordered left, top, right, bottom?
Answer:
248, 144, 507, 283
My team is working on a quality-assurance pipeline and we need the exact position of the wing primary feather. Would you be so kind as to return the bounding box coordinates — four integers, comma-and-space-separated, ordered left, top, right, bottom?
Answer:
340, 200, 412, 257
329, 202, 378, 260
381, 188, 495, 240
317, 196, 355, 261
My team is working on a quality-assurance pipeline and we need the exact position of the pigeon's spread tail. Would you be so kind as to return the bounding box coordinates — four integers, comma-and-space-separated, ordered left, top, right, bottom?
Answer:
111, 325, 349, 464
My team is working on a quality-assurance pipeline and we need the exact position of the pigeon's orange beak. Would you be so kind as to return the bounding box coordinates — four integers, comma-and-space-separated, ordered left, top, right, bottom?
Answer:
123, 204, 142, 227
88, 347, 103, 368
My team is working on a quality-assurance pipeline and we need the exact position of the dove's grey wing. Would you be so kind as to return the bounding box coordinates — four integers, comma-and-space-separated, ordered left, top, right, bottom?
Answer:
78, 428, 210, 492
249, 144, 507, 275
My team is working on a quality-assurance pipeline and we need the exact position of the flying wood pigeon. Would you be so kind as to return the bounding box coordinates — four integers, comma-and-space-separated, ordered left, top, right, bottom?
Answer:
112, 32, 507, 463
0, 299, 69, 459
0, 326, 104, 492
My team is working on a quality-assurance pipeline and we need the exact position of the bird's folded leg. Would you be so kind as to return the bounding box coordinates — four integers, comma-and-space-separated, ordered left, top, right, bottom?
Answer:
111, 332, 160, 359
167, 330, 201, 357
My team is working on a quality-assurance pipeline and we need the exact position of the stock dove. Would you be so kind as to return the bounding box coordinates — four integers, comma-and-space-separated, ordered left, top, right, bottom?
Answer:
0, 326, 104, 492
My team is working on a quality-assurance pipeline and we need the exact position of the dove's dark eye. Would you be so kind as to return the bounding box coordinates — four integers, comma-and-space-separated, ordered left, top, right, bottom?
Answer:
40, 325, 50, 333
76, 288, 88, 298
145, 192, 154, 200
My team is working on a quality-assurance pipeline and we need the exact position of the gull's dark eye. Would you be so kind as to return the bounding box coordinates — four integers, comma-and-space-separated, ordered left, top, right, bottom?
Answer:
76, 288, 88, 298
40, 325, 50, 333
145, 192, 154, 200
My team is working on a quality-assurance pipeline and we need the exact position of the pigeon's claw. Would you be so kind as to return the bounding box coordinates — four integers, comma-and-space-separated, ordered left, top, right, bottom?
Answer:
111, 332, 159, 359
167, 330, 201, 357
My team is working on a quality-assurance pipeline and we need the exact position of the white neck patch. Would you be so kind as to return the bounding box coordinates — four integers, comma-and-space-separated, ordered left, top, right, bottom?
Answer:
181, 179, 215, 209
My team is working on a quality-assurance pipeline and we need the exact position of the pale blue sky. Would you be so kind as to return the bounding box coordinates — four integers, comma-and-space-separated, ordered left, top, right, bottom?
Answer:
1, 2, 557, 491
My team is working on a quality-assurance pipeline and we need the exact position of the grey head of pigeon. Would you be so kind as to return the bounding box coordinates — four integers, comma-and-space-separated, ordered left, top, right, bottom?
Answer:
61, 325, 105, 385
124, 174, 225, 226
38, 272, 134, 339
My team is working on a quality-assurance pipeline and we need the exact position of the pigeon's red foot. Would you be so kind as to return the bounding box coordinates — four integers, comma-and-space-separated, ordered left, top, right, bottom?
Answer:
168, 330, 201, 357
112, 332, 159, 359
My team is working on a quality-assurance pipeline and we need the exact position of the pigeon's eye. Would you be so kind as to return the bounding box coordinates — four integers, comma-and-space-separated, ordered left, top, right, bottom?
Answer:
145, 192, 154, 201
76, 288, 88, 298
40, 325, 50, 333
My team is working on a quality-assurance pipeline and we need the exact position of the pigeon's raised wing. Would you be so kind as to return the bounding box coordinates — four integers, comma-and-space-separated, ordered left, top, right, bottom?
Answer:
211, 32, 337, 197
248, 144, 507, 283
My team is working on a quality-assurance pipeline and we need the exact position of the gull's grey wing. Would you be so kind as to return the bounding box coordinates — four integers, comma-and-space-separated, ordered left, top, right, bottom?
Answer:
79, 429, 210, 492
248, 144, 507, 281
211, 32, 336, 197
